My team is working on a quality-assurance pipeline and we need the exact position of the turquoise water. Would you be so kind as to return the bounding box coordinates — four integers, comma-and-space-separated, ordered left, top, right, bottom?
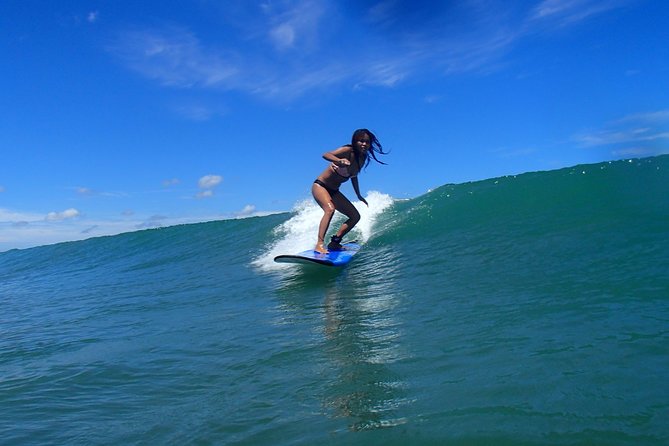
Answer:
1, 156, 668, 445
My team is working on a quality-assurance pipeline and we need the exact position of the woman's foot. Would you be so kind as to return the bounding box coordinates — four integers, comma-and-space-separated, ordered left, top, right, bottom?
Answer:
315, 241, 328, 254
327, 235, 343, 251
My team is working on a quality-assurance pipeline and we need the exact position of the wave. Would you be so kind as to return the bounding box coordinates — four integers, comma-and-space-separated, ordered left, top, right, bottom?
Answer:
251, 191, 395, 272
1, 156, 666, 279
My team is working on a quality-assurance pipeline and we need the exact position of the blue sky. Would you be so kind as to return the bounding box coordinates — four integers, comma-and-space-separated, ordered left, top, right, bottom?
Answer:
1, 0, 668, 251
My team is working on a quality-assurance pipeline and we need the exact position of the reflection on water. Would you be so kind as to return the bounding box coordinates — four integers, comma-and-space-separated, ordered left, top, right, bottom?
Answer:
270, 246, 412, 432
321, 248, 412, 431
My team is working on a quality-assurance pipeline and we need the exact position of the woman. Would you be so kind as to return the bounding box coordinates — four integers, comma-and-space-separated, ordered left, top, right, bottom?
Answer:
312, 129, 388, 253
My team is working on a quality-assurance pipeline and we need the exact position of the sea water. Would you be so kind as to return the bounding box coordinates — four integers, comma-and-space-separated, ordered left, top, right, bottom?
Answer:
1, 156, 667, 445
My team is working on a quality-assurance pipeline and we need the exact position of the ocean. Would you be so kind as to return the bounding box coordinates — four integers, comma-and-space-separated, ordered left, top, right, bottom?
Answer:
1, 156, 667, 445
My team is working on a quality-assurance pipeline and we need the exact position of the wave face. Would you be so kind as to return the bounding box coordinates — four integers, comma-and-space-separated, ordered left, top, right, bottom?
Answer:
1, 156, 667, 445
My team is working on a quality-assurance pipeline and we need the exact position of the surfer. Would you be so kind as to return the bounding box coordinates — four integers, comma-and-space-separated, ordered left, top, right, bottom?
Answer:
312, 128, 388, 253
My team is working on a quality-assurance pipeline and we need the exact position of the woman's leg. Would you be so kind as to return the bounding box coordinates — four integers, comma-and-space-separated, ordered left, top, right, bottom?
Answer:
312, 182, 336, 253
331, 193, 360, 240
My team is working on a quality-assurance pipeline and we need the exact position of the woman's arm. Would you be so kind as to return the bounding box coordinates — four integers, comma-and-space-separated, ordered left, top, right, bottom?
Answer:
351, 177, 368, 206
322, 146, 352, 166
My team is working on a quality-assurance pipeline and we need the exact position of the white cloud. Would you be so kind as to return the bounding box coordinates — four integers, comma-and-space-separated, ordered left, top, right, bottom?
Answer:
236, 204, 256, 217
198, 174, 222, 189
45, 208, 80, 222
196, 174, 221, 199
87, 11, 99, 23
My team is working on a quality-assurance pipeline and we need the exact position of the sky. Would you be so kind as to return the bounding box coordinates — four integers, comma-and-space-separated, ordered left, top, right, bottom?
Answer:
1, 0, 668, 251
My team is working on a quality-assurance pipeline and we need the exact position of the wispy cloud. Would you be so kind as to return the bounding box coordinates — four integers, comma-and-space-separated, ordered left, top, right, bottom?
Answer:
171, 103, 226, 121
136, 215, 167, 229
577, 128, 669, 146
108, 0, 630, 101
575, 109, 669, 156
269, 23, 296, 50
69, 186, 127, 199
0, 208, 43, 223
110, 27, 240, 89
491, 147, 538, 159
529, 0, 629, 25
263, 0, 327, 52
0, 206, 284, 252
77, 187, 94, 196
81, 225, 99, 234
614, 110, 669, 124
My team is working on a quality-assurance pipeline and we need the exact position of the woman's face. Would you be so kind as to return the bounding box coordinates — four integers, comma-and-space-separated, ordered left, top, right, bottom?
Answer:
354, 133, 371, 154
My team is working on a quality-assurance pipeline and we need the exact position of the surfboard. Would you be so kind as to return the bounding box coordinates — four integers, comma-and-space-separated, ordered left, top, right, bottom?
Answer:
274, 241, 361, 267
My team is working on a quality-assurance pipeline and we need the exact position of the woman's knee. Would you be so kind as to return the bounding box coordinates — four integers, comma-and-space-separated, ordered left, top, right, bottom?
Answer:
348, 209, 361, 226
323, 203, 336, 218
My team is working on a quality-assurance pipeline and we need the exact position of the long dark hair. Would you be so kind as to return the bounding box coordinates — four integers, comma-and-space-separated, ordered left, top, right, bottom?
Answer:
350, 128, 388, 170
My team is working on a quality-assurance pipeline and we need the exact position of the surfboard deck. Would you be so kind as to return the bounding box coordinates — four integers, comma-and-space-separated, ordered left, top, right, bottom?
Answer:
274, 242, 361, 267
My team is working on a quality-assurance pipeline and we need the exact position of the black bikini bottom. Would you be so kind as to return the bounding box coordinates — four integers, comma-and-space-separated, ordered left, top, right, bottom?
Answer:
314, 179, 341, 197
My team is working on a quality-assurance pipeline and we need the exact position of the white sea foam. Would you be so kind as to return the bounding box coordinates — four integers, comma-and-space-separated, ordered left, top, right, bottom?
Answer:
252, 190, 394, 272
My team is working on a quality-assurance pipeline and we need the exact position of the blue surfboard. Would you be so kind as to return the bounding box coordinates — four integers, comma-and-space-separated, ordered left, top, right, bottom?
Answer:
274, 242, 361, 267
